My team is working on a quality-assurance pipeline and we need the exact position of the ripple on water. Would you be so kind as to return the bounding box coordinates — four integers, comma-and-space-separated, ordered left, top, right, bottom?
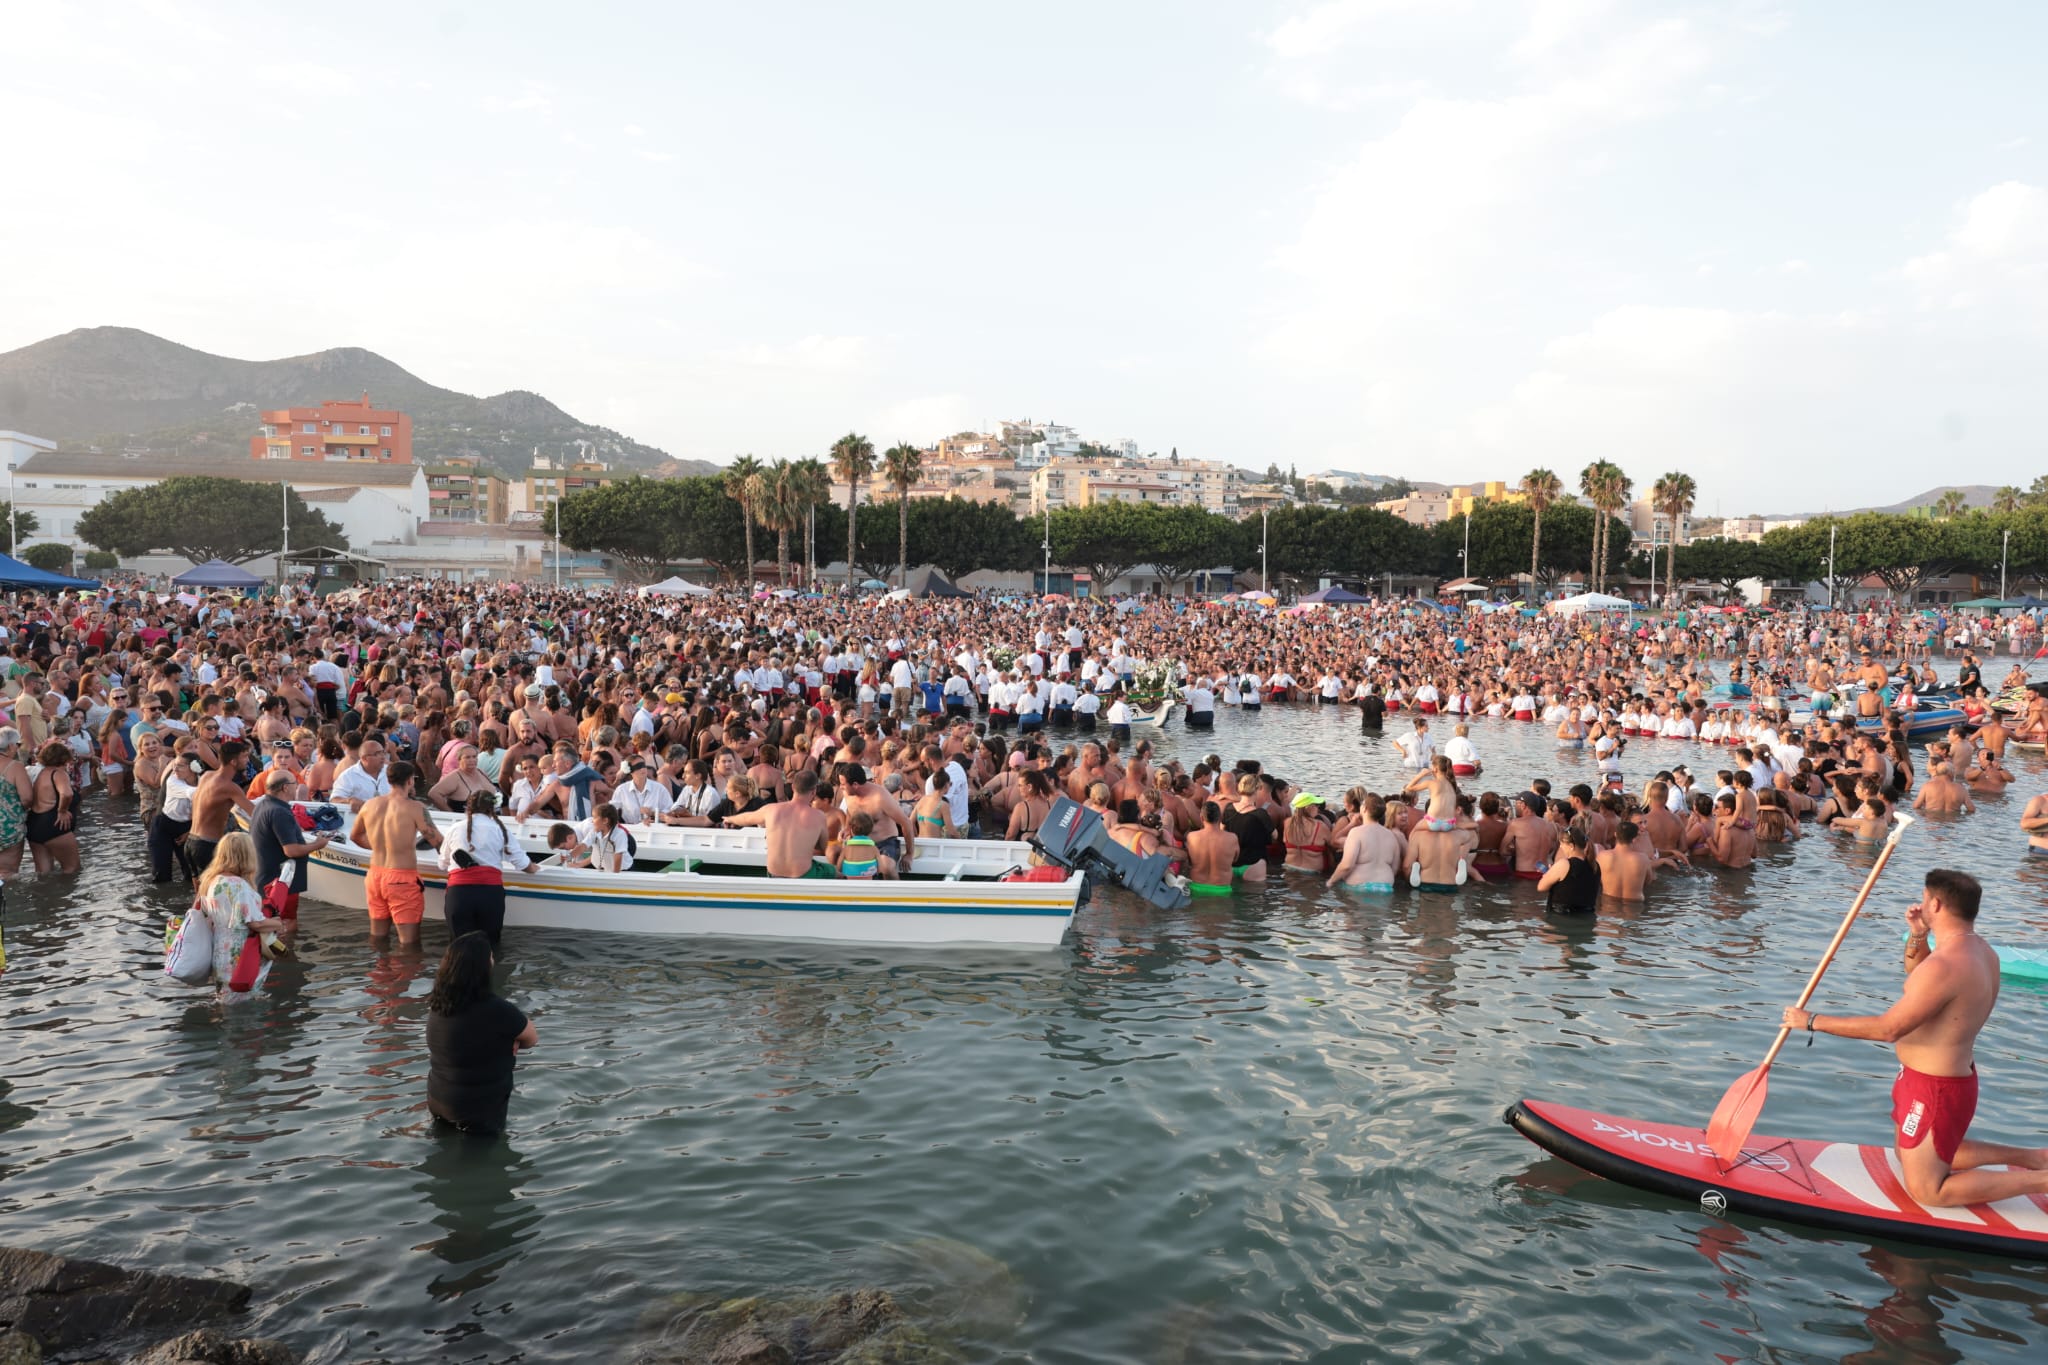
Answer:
2, 687, 2047, 1361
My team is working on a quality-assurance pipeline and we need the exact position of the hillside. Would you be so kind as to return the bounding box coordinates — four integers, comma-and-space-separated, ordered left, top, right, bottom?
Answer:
1789, 485, 2005, 518
0, 326, 717, 479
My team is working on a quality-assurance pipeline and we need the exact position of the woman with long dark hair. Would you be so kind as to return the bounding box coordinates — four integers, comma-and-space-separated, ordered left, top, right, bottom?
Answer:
425, 932, 537, 1135
437, 791, 530, 946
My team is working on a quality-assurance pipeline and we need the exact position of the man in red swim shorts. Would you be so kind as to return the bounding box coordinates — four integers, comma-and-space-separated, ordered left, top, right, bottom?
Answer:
1786, 869, 2048, 1207
357, 760, 442, 950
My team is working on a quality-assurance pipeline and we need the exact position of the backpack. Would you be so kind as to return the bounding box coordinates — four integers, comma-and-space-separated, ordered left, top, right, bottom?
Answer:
163, 898, 214, 984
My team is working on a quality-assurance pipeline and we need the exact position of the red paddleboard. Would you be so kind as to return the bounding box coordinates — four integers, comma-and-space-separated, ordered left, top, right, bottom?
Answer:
1507, 1098, 2048, 1259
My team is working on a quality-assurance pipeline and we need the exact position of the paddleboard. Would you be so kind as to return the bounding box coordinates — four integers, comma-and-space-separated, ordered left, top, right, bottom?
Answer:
1506, 1098, 2048, 1258
1996, 945, 2048, 983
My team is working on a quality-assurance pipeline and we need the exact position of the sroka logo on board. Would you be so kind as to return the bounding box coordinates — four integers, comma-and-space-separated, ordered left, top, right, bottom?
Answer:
1588, 1118, 1790, 1172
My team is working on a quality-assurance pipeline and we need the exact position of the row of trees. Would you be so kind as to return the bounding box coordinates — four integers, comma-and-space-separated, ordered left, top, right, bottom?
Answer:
553, 474, 1639, 590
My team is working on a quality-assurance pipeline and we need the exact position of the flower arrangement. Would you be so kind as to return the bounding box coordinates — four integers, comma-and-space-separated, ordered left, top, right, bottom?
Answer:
1129, 659, 1182, 703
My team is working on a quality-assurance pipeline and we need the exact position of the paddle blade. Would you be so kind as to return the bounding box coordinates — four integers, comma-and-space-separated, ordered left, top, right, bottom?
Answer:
1705, 1064, 1770, 1168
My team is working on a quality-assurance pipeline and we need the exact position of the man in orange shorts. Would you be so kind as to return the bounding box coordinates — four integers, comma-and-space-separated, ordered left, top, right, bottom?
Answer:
1786, 869, 2048, 1207
357, 760, 441, 949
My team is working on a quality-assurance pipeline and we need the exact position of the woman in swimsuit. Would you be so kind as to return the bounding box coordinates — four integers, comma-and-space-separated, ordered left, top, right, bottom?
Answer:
912, 769, 959, 840
1005, 769, 1056, 842
0, 728, 28, 877
26, 740, 80, 874
1280, 793, 1332, 873
1403, 755, 1461, 832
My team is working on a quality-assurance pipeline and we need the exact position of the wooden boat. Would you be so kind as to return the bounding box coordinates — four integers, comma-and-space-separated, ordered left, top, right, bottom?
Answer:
284, 806, 1080, 949
1127, 699, 1173, 727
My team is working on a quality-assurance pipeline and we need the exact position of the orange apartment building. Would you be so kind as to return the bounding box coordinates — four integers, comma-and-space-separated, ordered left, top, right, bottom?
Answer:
251, 392, 413, 464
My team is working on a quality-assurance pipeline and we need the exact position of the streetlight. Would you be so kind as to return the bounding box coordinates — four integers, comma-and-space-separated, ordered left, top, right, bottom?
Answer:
1260, 507, 1270, 593
1041, 502, 1051, 593
2001, 527, 2011, 602
1826, 523, 1837, 609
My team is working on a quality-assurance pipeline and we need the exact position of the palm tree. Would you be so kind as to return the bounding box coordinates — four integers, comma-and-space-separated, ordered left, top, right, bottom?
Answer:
1651, 471, 1697, 605
1935, 488, 1968, 520
1993, 486, 2024, 514
1520, 468, 1562, 587
760, 460, 802, 586
791, 456, 831, 585
723, 454, 763, 585
1576, 461, 1634, 594
880, 443, 925, 588
829, 432, 875, 589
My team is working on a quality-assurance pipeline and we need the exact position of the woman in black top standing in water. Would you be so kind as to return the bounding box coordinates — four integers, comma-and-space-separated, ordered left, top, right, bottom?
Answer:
426, 932, 537, 1135
1537, 826, 1601, 913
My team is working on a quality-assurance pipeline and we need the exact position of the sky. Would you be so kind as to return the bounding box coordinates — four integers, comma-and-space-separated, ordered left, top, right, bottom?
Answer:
2, 0, 2044, 516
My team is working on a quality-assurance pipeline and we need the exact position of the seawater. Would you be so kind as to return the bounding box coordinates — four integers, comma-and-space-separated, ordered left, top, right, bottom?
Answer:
4, 691, 2048, 1363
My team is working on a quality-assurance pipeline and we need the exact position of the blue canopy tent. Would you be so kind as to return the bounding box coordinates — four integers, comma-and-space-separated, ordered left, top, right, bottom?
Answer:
1298, 585, 1370, 604
0, 553, 100, 591
172, 558, 265, 592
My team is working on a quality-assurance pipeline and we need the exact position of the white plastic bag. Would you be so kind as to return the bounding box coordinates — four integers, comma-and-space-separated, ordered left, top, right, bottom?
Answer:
163, 899, 214, 984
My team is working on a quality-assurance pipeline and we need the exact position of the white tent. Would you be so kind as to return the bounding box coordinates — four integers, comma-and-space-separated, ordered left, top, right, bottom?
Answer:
1547, 592, 1634, 616
639, 575, 713, 598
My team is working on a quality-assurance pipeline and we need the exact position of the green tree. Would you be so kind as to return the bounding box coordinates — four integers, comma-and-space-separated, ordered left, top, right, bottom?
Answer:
1051, 501, 1155, 590
554, 477, 687, 581
1672, 537, 1778, 597
1651, 471, 1698, 602
21, 543, 74, 575
1145, 504, 1239, 590
1934, 488, 1968, 520
0, 502, 40, 545
1519, 469, 1562, 586
722, 454, 763, 583
76, 477, 346, 564
1330, 506, 1429, 583
1993, 486, 2024, 514
830, 432, 875, 588
790, 457, 831, 585
669, 476, 754, 580
82, 549, 119, 573
907, 497, 1034, 583
758, 460, 803, 586
880, 442, 925, 587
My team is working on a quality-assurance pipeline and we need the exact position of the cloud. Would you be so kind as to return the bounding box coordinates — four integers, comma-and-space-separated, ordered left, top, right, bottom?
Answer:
725, 335, 878, 373
869, 395, 976, 442
1901, 181, 2048, 309
622, 123, 646, 137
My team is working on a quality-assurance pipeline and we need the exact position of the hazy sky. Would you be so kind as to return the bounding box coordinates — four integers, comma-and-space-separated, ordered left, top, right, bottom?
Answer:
4, 1, 2043, 514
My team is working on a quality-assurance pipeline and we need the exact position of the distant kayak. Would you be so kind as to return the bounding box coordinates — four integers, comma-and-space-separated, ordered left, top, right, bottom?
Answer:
1507, 1098, 2048, 1259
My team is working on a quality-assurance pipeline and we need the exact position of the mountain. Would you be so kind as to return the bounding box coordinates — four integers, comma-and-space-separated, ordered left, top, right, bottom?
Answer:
0, 326, 717, 480
1788, 485, 2006, 518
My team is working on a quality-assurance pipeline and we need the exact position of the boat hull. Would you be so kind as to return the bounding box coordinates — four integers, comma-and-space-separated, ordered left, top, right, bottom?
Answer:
1507, 1098, 2048, 1258
303, 844, 1079, 949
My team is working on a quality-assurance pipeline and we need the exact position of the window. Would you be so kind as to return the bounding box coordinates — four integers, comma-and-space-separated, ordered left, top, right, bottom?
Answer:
359, 424, 371, 435
380, 448, 391, 458
380, 425, 391, 436
301, 446, 316, 457
302, 422, 316, 434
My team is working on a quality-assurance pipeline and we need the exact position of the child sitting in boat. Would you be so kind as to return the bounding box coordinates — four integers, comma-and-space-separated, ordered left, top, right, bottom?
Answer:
833, 812, 898, 879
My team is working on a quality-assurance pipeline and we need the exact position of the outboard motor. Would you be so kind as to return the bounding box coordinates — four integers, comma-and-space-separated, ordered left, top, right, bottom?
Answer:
1029, 796, 1190, 912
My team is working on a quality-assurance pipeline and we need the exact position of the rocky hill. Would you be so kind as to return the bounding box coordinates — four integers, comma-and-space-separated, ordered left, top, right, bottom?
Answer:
0, 326, 717, 479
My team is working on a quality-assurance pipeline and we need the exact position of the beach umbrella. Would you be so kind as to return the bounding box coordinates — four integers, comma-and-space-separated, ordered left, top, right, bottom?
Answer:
859, 578, 889, 591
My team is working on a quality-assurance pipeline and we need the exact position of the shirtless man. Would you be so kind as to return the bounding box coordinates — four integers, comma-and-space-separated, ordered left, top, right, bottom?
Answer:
1500, 792, 1558, 881
1596, 821, 1654, 900
1409, 823, 1479, 892
2022, 789, 2048, 857
1785, 869, 2048, 1207
839, 763, 913, 872
186, 739, 255, 872
1911, 761, 1977, 816
1184, 801, 1239, 896
1328, 795, 1405, 893
356, 760, 442, 949
1642, 781, 1687, 861
724, 769, 830, 877
1068, 743, 1108, 801
1708, 792, 1757, 868
1569, 784, 1616, 849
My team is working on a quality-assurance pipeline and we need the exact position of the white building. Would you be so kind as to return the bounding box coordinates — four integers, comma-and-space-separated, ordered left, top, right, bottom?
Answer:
11, 451, 427, 563
0, 431, 57, 474
1629, 498, 1694, 548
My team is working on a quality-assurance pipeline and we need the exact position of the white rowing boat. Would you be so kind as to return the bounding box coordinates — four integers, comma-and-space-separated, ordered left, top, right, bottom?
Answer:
289, 805, 1079, 949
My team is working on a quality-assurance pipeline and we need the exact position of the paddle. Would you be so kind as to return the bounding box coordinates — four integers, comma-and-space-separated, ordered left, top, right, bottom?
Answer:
1705, 813, 1913, 1170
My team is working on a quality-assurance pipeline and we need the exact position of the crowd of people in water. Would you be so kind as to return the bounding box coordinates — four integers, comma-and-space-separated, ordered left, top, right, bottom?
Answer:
1, 576, 2045, 1128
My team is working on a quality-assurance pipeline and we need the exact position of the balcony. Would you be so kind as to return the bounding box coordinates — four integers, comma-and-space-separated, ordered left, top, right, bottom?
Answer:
325, 431, 377, 446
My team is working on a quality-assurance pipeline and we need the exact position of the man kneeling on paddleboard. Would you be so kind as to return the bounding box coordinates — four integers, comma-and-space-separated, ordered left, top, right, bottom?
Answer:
1784, 869, 2048, 1208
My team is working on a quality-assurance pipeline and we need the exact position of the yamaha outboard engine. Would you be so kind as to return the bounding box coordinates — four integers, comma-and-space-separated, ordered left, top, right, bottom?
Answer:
1029, 796, 1190, 911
